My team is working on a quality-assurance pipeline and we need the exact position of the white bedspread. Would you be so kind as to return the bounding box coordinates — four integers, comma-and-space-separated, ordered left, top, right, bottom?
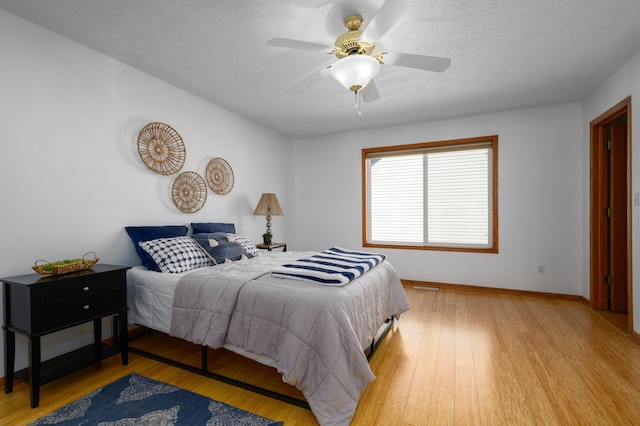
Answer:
130, 251, 409, 426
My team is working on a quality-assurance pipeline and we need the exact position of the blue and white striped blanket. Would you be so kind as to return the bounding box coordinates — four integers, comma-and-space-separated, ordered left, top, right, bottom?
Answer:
271, 247, 387, 286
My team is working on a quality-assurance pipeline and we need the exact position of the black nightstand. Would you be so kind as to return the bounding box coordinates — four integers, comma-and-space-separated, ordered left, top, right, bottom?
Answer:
2, 264, 130, 408
255, 243, 287, 252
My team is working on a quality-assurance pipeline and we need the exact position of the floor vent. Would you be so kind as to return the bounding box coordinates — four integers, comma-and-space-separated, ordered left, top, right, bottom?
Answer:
413, 286, 439, 291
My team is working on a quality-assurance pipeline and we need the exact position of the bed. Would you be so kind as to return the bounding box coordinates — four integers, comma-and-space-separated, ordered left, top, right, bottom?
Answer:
124, 225, 410, 426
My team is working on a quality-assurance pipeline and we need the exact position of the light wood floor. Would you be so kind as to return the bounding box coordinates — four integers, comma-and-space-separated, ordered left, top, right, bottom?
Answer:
2, 286, 640, 425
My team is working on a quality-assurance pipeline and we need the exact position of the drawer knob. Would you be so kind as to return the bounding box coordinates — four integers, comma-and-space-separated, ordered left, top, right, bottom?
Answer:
82, 286, 90, 292
83, 305, 90, 310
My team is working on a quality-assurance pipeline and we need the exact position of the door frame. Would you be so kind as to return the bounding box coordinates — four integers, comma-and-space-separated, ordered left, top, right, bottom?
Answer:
589, 96, 632, 330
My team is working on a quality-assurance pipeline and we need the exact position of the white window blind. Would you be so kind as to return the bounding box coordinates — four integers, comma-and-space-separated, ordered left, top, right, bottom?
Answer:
365, 137, 496, 251
426, 148, 489, 245
370, 155, 423, 243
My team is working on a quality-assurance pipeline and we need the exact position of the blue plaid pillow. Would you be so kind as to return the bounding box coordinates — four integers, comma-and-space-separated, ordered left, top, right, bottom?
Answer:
138, 236, 214, 273
227, 233, 261, 257
125, 225, 188, 271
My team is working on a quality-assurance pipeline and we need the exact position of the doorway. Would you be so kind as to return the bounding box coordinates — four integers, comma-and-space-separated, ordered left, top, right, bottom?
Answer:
590, 96, 632, 333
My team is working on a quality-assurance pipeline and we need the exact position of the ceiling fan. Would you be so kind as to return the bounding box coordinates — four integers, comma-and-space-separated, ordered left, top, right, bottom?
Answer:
267, 0, 452, 113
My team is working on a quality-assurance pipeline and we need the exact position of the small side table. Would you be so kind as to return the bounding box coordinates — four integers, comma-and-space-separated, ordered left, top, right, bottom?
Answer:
256, 243, 287, 252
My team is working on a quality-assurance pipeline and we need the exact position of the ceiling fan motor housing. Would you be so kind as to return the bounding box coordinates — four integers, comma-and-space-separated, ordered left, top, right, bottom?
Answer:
334, 15, 376, 58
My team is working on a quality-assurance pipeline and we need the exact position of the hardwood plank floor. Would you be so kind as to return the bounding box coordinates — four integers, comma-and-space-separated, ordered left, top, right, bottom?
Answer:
2, 286, 640, 425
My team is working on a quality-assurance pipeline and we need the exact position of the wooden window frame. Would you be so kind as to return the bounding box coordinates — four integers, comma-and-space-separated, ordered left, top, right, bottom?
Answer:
362, 135, 499, 253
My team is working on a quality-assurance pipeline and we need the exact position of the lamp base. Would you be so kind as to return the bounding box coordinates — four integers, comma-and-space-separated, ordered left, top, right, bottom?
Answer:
263, 214, 273, 244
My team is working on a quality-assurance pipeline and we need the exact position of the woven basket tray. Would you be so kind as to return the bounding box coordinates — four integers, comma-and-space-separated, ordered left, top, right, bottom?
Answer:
32, 252, 99, 275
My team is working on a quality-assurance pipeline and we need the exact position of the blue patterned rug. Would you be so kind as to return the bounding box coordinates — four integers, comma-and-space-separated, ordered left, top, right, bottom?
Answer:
29, 373, 283, 425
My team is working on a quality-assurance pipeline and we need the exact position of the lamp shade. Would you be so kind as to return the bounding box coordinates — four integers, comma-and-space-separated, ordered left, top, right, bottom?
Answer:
253, 193, 284, 216
330, 54, 380, 93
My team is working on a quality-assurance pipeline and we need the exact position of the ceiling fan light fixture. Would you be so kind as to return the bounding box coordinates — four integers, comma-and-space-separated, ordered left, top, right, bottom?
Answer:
330, 54, 380, 93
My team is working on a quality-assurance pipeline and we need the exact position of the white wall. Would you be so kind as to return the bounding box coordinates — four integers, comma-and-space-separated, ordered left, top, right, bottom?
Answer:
582, 50, 640, 332
0, 10, 293, 376
292, 103, 585, 295
2, 6, 639, 379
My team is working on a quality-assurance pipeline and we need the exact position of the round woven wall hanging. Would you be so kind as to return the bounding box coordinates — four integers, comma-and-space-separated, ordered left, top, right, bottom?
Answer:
137, 122, 186, 175
206, 157, 234, 195
171, 171, 207, 213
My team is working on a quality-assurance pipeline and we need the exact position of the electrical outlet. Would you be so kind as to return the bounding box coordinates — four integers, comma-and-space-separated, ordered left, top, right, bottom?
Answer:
538, 265, 545, 274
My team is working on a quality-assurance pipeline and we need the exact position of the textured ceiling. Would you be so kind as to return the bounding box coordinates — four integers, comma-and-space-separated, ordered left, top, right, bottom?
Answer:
2, 0, 640, 138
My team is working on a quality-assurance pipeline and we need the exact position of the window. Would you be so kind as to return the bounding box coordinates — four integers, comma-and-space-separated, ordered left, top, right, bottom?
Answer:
362, 136, 498, 253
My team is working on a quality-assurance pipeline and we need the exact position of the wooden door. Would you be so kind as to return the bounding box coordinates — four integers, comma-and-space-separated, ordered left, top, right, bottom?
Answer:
589, 97, 631, 324
608, 122, 628, 312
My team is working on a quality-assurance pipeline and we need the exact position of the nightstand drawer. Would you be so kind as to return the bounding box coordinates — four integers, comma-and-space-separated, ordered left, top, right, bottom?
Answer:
41, 272, 120, 304
41, 290, 123, 329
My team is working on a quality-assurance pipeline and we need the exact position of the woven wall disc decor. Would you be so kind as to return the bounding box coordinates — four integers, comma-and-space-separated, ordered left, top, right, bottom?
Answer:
171, 171, 207, 213
137, 122, 186, 175
206, 157, 234, 195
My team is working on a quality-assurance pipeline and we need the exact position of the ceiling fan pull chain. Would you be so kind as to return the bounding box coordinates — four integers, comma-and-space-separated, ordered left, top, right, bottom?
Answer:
356, 90, 363, 115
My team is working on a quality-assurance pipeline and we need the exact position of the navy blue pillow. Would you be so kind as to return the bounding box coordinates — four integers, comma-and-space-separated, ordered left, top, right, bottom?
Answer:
192, 233, 245, 264
125, 226, 188, 271
191, 222, 236, 234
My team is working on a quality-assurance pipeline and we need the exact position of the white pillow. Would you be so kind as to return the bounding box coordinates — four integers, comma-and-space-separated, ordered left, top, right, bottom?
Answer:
139, 236, 214, 273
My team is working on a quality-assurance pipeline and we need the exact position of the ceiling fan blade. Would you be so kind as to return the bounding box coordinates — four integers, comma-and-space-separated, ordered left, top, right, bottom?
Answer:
384, 51, 452, 72
360, 0, 410, 42
361, 80, 380, 103
267, 37, 334, 52
286, 63, 333, 94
